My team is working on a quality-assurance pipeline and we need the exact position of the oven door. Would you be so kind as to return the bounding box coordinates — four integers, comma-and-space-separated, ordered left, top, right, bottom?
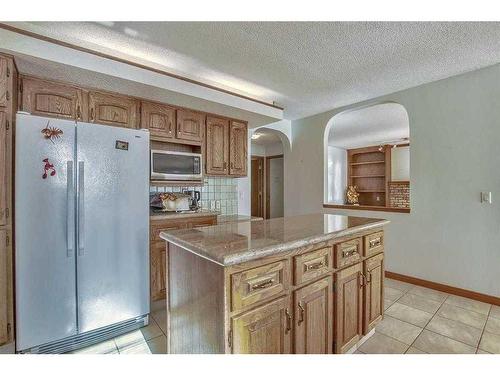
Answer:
151, 150, 203, 180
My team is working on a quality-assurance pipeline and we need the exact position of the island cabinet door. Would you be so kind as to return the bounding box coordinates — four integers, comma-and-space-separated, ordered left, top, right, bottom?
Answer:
334, 262, 363, 354
230, 296, 292, 354
363, 253, 384, 334
293, 276, 333, 354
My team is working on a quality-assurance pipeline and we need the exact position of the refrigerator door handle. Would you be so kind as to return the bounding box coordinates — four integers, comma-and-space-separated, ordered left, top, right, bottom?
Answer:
66, 161, 74, 257
78, 161, 85, 256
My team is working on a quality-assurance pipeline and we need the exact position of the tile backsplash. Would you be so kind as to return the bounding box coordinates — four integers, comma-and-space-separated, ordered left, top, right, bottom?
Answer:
150, 177, 239, 215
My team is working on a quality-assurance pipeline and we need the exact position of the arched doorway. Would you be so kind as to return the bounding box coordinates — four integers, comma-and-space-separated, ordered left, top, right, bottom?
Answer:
250, 128, 286, 218
324, 102, 411, 211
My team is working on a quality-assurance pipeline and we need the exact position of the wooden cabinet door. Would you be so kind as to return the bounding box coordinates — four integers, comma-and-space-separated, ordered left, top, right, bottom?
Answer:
0, 57, 10, 109
21, 76, 87, 121
231, 296, 292, 354
141, 101, 175, 140
206, 116, 229, 175
229, 120, 248, 176
150, 241, 167, 301
334, 262, 363, 353
294, 276, 333, 354
176, 109, 204, 144
0, 229, 12, 345
363, 253, 384, 334
89, 91, 138, 128
0, 112, 8, 227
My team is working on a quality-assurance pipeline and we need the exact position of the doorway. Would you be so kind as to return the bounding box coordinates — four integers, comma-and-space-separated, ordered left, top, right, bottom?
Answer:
251, 156, 264, 217
250, 128, 285, 219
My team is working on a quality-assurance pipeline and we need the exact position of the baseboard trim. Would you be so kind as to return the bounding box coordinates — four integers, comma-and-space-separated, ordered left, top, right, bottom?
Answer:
385, 271, 500, 307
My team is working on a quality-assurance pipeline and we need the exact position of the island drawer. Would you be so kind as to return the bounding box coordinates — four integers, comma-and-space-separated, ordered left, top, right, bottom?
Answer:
334, 238, 362, 269
293, 247, 333, 285
364, 231, 384, 258
231, 260, 290, 312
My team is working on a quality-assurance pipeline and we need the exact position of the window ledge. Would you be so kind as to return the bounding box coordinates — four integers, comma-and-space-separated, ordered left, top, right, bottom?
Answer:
323, 203, 410, 214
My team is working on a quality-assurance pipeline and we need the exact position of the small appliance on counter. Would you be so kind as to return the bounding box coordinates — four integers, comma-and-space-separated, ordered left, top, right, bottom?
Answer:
150, 192, 199, 212
183, 189, 201, 210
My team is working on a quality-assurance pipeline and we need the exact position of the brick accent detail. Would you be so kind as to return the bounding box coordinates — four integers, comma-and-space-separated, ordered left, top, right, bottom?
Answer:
388, 181, 410, 209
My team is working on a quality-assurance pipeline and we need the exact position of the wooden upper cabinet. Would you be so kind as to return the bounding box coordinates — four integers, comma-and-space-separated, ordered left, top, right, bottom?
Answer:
89, 91, 138, 128
206, 116, 229, 175
231, 295, 292, 354
334, 262, 363, 354
0, 112, 7, 227
176, 109, 204, 144
363, 253, 384, 334
229, 121, 248, 176
294, 276, 333, 354
0, 57, 10, 109
21, 76, 87, 121
141, 101, 176, 140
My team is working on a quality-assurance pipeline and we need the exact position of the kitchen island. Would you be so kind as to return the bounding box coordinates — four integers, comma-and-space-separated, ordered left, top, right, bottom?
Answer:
160, 213, 389, 354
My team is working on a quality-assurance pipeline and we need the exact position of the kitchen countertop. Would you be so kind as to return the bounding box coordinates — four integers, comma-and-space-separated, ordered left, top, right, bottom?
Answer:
160, 213, 389, 266
150, 209, 221, 221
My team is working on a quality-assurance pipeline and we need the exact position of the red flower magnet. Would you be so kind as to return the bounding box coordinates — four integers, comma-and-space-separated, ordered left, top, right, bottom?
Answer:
42, 158, 56, 179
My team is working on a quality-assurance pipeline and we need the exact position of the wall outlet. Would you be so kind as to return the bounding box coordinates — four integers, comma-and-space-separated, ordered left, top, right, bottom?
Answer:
215, 200, 221, 210
210, 200, 216, 210
481, 192, 492, 204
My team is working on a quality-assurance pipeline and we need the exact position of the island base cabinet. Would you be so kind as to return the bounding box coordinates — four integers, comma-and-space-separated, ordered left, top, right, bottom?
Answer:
230, 296, 292, 354
334, 263, 363, 354
293, 276, 333, 354
363, 253, 384, 334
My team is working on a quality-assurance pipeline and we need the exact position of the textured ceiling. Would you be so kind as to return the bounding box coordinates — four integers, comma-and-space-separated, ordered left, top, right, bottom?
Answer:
328, 103, 409, 149
8, 22, 500, 119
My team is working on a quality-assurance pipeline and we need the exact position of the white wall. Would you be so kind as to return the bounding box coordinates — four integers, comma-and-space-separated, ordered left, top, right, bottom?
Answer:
269, 158, 284, 218
286, 63, 500, 297
391, 146, 410, 181
327, 146, 347, 204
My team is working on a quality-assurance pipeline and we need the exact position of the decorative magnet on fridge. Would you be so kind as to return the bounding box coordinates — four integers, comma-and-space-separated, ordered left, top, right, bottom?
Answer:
42, 158, 56, 179
41, 121, 63, 143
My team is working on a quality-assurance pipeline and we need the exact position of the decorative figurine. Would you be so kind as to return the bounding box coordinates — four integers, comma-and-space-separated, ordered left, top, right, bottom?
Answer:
41, 121, 64, 143
346, 185, 360, 205
42, 158, 56, 179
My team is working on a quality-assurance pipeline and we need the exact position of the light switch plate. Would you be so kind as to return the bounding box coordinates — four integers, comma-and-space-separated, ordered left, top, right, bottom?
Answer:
210, 200, 216, 210
215, 200, 221, 210
481, 192, 492, 204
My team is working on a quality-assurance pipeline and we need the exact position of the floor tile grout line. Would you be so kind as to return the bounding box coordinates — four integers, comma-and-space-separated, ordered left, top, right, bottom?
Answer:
476, 303, 492, 353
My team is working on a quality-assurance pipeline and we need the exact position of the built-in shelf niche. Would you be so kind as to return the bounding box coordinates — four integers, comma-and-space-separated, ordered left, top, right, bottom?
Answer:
347, 146, 390, 207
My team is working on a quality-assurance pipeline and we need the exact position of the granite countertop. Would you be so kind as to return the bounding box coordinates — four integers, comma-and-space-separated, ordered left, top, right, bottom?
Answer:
160, 213, 389, 266
217, 215, 263, 224
150, 209, 221, 221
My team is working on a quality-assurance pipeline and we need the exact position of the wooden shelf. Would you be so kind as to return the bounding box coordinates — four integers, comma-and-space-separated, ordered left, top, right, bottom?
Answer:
357, 190, 385, 193
351, 175, 385, 178
350, 161, 385, 166
323, 203, 410, 214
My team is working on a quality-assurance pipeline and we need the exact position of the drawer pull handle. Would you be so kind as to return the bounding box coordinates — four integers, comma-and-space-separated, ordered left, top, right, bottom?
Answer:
358, 272, 366, 288
369, 238, 381, 248
285, 308, 292, 333
307, 261, 325, 270
298, 302, 305, 325
342, 247, 357, 258
250, 279, 274, 291
366, 270, 372, 283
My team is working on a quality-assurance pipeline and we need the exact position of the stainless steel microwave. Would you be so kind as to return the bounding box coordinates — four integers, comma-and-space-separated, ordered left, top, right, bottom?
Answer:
150, 150, 203, 181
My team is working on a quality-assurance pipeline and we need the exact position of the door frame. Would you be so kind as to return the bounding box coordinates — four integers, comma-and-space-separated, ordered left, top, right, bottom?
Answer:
251, 156, 265, 218
265, 154, 283, 219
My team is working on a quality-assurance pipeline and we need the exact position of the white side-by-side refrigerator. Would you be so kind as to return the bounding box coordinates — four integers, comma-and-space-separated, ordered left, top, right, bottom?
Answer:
15, 113, 150, 353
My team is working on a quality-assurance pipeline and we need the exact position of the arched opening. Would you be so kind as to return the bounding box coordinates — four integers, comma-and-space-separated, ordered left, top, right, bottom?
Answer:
250, 128, 287, 218
324, 102, 410, 212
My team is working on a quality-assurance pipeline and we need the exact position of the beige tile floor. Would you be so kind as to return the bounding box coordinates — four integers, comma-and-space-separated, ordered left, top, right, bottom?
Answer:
69, 278, 500, 354
357, 278, 500, 354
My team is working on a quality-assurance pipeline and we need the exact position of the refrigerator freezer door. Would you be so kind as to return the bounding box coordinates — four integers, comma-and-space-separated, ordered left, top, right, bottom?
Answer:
76, 122, 150, 333
15, 114, 77, 351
